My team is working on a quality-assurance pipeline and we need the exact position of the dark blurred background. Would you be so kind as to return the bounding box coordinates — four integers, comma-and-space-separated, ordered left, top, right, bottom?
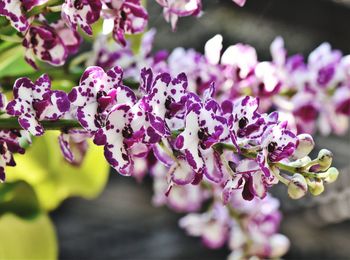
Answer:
52, 0, 350, 259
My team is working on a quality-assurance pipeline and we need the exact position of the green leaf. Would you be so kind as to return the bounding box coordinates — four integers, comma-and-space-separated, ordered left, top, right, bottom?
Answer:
0, 181, 40, 219
125, 33, 143, 54
0, 45, 35, 78
0, 213, 57, 260
6, 131, 109, 211
0, 41, 17, 53
51, 79, 76, 92
0, 45, 24, 74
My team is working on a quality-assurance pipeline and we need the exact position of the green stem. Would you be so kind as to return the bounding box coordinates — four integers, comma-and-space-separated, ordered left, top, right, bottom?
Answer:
221, 154, 235, 177
68, 52, 91, 73
47, 5, 62, 12
26, 0, 63, 17
159, 139, 178, 163
170, 128, 183, 138
213, 142, 237, 153
0, 117, 81, 130
0, 116, 320, 179
213, 143, 258, 160
274, 171, 290, 185
275, 162, 300, 174
274, 161, 327, 181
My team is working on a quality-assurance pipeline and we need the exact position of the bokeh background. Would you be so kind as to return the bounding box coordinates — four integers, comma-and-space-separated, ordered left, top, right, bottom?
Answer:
50, 0, 350, 259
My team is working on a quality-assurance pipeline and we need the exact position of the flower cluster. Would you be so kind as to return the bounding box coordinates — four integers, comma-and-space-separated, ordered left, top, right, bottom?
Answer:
156, 0, 246, 30
0, 1, 345, 259
23, 19, 81, 68
1, 65, 339, 196
0, 129, 27, 182
0, 0, 147, 66
92, 32, 350, 136
0, 0, 246, 68
64, 66, 337, 203
152, 161, 289, 258
0, 92, 28, 182
0, 65, 340, 259
6, 74, 70, 136
180, 195, 289, 259
171, 36, 350, 136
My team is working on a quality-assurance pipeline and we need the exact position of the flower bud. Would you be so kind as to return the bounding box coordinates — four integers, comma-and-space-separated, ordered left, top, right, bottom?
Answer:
268, 234, 290, 258
324, 167, 339, 183
289, 156, 311, 167
309, 149, 333, 172
317, 149, 333, 167
308, 179, 324, 196
293, 134, 315, 159
288, 173, 308, 199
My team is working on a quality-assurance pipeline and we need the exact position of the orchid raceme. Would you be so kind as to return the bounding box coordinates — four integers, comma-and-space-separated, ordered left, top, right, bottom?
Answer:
0, 67, 339, 199
0, 0, 246, 68
0, 67, 342, 258
0, 1, 346, 259
94, 31, 350, 136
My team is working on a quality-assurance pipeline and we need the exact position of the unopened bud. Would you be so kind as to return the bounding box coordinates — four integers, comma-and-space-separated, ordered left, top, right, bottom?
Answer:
289, 156, 312, 167
308, 179, 324, 196
317, 149, 333, 166
310, 149, 333, 172
293, 134, 315, 159
268, 234, 290, 258
288, 173, 308, 199
324, 167, 339, 183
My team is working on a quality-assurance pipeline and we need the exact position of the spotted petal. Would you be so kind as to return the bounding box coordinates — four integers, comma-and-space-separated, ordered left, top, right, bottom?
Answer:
0, 0, 29, 32
175, 108, 204, 173
94, 104, 133, 175
59, 130, 90, 165
170, 160, 195, 185
18, 113, 44, 136
62, 0, 102, 35
260, 121, 297, 162
23, 25, 68, 67
69, 66, 107, 107
236, 159, 268, 200
40, 91, 70, 120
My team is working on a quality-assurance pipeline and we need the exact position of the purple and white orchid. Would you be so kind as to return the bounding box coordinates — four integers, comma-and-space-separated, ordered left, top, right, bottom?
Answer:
6, 74, 70, 136
62, 0, 102, 35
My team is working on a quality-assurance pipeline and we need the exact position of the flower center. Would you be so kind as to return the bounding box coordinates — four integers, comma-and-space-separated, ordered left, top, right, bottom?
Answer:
122, 125, 133, 138
0, 142, 5, 155
74, 0, 84, 10
268, 141, 278, 153
238, 116, 248, 129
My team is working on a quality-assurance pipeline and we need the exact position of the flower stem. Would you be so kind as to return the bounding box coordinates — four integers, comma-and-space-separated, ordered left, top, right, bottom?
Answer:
275, 162, 300, 174
274, 161, 325, 179
0, 117, 81, 130
159, 139, 178, 163
274, 171, 290, 185
26, 0, 63, 17
47, 4, 62, 12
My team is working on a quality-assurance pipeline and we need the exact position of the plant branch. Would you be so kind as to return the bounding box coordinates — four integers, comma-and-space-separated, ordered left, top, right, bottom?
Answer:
0, 117, 323, 180
275, 162, 300, 174
0, 117, 81, 130
26, 0, 63, 17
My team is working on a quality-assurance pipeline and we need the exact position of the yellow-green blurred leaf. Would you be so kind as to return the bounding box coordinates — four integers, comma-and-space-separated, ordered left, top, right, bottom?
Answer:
0, 181, 40, 219
6, 131, 109, 211
125, 33, 143, 54
51, 79, 76, 91
91, 19, 103, 39
0, 213, 57, 259
0, 45, 35, 78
